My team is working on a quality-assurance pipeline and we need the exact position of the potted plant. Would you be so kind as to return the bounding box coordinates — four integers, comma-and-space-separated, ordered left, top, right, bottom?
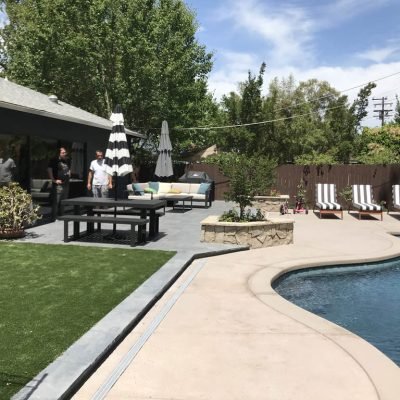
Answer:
293, 179, 308, 214
0, 182, 41, 238
339, 185, 353, 211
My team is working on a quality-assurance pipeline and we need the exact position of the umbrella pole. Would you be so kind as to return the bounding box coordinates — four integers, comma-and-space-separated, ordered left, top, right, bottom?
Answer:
113, 173, 117, 234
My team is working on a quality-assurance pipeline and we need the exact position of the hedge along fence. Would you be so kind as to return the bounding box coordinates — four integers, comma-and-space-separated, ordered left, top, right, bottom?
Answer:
183, 163, 400, 208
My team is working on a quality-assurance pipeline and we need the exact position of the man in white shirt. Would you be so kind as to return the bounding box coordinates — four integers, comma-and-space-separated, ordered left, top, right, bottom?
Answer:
87, 150, 112, 198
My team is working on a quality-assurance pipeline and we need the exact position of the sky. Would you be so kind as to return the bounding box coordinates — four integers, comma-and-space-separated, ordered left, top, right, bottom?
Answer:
187, 0, 400, 126
1, 0, 400, 127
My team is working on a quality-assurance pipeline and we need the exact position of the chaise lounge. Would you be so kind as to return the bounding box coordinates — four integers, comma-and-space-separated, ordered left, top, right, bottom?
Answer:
314, 183, 343, 219
390, 184, 400, 213
352, 184, 382, 220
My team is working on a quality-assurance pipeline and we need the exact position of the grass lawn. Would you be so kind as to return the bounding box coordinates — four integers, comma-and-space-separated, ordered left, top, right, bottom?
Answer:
0, 242, 175, 400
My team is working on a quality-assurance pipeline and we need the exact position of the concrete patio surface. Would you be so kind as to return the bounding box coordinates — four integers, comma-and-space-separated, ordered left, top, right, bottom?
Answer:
14, 204, 400, 399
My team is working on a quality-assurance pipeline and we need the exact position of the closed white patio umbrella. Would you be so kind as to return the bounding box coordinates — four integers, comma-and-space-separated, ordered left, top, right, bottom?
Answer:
155, 120, 173, 178
104, 104, 133, 199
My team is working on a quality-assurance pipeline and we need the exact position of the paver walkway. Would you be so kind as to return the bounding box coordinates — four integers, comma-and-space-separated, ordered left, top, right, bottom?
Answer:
72, 209, 400, 400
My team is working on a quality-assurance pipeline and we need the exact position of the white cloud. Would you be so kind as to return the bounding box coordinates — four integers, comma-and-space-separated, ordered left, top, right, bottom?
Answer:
208, 50, 261, 97
220, 0, 315, 67
323, 0, 391, 21
357, 46, 400, 63
0, 10, 8, 28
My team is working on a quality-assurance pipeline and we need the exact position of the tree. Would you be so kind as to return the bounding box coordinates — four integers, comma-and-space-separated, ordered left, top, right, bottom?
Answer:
349, 82, 376, 130
1, 0, 213, 153
216, 63, 266, 155
208, 152, 276, 219
356, 125, 400, 164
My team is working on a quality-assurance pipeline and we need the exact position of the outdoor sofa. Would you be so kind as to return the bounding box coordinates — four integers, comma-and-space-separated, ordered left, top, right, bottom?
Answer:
126, 181, 212, 207
30, 179, 52, 203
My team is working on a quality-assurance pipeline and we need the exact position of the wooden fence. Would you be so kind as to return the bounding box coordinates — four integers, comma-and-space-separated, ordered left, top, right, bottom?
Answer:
185, 163, 400, 207
137, 162, 400, 207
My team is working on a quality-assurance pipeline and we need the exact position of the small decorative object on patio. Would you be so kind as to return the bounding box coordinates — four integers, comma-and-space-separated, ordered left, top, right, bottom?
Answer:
339, 185, 353, 211
293, 179, 308, 214
0, 182, 41, 238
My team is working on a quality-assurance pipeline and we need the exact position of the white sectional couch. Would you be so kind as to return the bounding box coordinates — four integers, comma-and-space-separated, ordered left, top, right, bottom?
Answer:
126, 181, 212, 207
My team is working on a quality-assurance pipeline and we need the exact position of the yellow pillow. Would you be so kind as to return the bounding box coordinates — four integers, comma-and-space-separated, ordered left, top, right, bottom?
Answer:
168, 188, 181, 194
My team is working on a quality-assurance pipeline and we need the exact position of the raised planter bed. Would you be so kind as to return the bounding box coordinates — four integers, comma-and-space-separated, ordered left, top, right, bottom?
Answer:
200, 215, 294, 249
253, 195, 290, 212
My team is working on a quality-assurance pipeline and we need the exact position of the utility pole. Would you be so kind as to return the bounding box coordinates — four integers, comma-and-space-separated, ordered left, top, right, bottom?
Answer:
372, 97, 393, 127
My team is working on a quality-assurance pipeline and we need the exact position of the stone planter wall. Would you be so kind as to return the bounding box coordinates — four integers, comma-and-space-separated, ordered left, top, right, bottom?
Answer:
200, 216, 294, 249
253, 195, 290, 213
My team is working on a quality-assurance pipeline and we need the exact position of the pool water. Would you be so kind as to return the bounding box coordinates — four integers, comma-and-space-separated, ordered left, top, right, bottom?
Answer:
273, 258, 400, 366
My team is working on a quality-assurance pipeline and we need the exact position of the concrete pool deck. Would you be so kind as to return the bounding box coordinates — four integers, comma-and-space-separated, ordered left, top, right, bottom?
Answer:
72, 209, 400, 400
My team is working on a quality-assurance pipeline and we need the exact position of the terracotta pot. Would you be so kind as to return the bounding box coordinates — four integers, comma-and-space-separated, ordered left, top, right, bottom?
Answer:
0, 228, 25, 239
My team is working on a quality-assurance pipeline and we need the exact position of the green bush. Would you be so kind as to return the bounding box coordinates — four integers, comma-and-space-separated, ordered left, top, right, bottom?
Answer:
0, 182, 41, 233
219, 208, 265, 222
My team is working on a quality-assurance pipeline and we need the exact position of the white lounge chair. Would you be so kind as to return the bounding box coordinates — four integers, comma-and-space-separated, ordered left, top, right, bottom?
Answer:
391, 184, 400, 213
352, 184, 382, 220
314, 183, 343, 219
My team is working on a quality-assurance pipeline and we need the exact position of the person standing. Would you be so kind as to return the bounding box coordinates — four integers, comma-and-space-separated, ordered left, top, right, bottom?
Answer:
87, 150, 112, 198
47, 147, 71, 220
0, 152, 16, 187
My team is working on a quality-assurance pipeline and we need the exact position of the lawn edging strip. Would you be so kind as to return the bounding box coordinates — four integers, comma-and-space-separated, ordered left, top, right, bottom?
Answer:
13, 246, 248, 400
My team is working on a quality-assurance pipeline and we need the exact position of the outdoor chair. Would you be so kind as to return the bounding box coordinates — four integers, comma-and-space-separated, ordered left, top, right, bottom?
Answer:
390, 185, 400, 213
351, 184, 382, 220
314, 183, 343, 219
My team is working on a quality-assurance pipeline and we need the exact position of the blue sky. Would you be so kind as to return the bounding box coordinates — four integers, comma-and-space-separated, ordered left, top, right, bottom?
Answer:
2, 0, 400, 126
187, 0, 400, 125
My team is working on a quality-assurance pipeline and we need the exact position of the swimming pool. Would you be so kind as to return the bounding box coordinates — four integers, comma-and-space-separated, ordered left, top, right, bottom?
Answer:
273, 258, 400, 366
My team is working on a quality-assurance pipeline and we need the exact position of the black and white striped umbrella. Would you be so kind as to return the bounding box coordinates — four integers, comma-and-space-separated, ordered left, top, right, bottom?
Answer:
105, 104, 133, 178
155, 120, 174, 178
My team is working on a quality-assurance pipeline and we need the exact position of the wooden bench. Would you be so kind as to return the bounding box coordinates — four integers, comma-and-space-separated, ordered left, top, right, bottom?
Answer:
58, 215, 149, 246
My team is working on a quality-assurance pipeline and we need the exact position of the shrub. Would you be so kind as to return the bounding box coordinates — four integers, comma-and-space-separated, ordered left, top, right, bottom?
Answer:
219, 208, 265, 222
0, 182, 41, 234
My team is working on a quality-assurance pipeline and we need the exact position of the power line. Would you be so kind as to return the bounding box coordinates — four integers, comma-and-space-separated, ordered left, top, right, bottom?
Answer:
132, 70, 400, 132
175, 70, 400, 131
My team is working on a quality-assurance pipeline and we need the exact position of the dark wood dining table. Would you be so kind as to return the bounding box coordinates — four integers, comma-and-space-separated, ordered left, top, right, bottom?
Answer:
61, 197, 166, 238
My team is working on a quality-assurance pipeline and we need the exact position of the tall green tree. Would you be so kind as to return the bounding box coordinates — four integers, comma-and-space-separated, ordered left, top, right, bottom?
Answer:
1, 0, 213, 153
216, 63, 266, 155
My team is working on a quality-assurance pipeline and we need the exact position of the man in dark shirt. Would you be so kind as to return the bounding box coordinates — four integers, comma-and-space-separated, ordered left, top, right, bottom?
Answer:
47, 147, 71, 220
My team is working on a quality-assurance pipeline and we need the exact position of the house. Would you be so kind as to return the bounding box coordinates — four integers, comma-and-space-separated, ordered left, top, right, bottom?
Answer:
0, 77, 143, 197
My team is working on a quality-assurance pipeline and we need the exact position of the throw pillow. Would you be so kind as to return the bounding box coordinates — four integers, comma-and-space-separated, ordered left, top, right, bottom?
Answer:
148, 181, 159, 193
132, 183, 144, 195
144, 187, 157, 194
197, 182, 210, 194
168, 188, 181, 194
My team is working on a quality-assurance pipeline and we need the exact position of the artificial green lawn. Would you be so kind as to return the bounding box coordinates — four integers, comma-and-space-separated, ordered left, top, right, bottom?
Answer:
0, 242, 175, 399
